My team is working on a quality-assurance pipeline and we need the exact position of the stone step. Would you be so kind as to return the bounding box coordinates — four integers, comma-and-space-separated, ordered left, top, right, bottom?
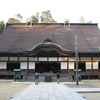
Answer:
23, 74, 70, 82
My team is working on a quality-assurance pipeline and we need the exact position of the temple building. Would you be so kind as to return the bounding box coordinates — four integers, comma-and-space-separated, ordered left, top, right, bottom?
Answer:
0, 23, 100, 81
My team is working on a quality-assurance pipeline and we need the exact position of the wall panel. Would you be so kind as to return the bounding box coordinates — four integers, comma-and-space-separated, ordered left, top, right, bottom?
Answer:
0, 62, 6, 69
61, 62, 67, 69
20, 62, 27, 69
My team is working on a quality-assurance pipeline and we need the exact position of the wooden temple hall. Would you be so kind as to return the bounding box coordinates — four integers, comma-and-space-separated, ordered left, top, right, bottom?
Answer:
0, 23, 100, 81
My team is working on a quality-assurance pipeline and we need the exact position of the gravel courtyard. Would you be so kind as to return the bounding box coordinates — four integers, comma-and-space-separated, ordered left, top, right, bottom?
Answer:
79, 81, 100, 100
0, 81, 30, 100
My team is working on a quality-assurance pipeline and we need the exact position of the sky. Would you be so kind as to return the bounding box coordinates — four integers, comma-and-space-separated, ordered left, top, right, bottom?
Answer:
0, 0, 100, 27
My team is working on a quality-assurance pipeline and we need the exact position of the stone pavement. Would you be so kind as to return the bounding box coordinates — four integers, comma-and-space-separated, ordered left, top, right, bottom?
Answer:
10, 82, 86, 100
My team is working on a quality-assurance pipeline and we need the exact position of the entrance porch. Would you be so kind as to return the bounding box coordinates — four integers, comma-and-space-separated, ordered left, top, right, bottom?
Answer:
35, 62, 60, 73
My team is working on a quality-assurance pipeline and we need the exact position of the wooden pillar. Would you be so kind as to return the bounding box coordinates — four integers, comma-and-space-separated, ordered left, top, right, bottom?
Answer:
25, 57, 29, 80
27, 57, 29, 75
67, 57, 69, 74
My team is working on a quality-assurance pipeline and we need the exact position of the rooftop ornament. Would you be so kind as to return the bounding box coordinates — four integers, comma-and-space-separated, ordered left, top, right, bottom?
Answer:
43, 38, 53, 44
64, 19, 70, 27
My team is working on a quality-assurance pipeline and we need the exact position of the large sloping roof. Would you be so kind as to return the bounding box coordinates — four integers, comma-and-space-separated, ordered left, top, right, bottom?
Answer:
0, 23, 100, 53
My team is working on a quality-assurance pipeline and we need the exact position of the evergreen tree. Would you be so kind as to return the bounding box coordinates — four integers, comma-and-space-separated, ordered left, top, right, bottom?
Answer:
0, 21, 5, 34
31, 12, 39, 23
15, 13, 23, 22
7, 18, 20, 23
41, 10, 56, 23
31, 10, 56, 23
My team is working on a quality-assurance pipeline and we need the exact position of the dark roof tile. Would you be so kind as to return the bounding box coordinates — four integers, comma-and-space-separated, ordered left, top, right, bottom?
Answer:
0, 23, 100, 52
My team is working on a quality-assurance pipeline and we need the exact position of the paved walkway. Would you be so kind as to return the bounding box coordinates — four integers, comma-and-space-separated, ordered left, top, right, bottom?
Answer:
10, 82, 86, 100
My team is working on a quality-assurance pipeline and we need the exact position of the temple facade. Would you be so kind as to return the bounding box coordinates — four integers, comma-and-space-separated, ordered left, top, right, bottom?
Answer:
0, 23, 100, 81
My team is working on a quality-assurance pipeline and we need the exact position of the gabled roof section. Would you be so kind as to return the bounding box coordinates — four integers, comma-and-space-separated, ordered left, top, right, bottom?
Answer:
27, 43, 71, 57
0, 23, 100, 53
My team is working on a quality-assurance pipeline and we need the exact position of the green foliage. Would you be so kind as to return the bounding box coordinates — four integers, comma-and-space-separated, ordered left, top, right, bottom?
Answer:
7, 14, 23, 23
41, 10, 56, 23
7, 18, 20, 23
31, 15, 39, 23
0, 21, 5, 34
15, 13, 23, 22
31, 10, 56, 23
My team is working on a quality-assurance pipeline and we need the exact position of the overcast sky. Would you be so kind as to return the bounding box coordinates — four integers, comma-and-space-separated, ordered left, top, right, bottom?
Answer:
0, 0, 100, 26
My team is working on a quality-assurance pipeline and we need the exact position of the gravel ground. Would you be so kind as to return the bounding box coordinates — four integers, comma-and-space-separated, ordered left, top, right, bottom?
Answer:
79, 81, 100, 100
0, 81, 30, 100
79, 93, 100, 100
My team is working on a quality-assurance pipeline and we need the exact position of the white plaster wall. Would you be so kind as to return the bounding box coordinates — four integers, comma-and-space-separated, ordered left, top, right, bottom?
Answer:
0, 62, 6, 69
61, 62, 67, 69
59, 57, 67, 61
10, 57, 18, 61
81, 57, 91, 61
29, 62, 35, 69
19, 57, 27, 61
69, 57, 76, 61
0, 57, 8, 61
93, 62, 98, 69
39, 57, 47, 61
29, 57, 37, 61
86, 62, 91, 69
20, 62, 27, 69
49, 57, 57, 61
93, 57, 100, 61
69, 62, 74, 69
